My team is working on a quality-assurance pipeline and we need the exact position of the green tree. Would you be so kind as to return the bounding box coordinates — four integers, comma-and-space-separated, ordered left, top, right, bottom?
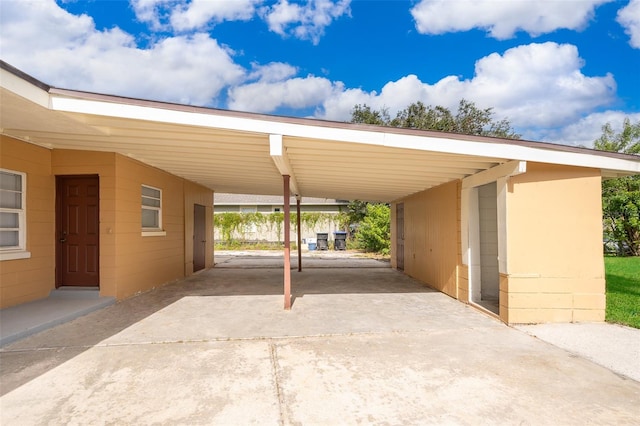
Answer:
351, 99, 520, 139
356, 203, 391, 255
594, 118, 640, 256
348, 99, 519, 255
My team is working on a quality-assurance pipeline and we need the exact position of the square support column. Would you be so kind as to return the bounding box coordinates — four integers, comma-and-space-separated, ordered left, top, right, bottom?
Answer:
297, 197, 302, 272
283, 175, 291, 310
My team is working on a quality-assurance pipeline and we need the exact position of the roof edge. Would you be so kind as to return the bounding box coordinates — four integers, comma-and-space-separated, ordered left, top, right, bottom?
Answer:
4, 61, 638, 166
1, 60, 51, 92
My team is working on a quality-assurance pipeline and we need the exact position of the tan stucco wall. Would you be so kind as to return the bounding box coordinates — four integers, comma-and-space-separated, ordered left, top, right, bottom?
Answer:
399, 180, 459, 298
503, 162, 605, 323
393, 162, 605, 325
1, 138, 214, 307
0, 136, 55, 308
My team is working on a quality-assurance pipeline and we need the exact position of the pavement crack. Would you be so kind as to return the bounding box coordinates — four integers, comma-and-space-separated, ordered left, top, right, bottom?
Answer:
269, 342, 289, 426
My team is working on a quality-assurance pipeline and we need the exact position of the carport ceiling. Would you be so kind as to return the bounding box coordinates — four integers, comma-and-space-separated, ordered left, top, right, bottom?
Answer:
2, 63, 639, 202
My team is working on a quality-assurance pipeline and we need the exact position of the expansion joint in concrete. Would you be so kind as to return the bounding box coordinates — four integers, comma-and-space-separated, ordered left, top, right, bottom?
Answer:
269, 342, 289, 426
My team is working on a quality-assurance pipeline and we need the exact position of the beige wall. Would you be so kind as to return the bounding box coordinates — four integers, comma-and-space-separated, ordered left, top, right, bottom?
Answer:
394, 162, 605, 325
0, 136, 55, 308
399, 180, 459, 298
503, 162, 605, 323
1, 137, 214, 307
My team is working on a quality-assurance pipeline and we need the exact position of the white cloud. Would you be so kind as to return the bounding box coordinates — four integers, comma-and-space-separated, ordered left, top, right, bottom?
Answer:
0, 0, 245, 105
411, 0, 611, 39
617, 0, 640, 48
262, 0, 351, 45
247, 62, 298, 83
169, 0, 260, 31
131, 0, 260, 32
228, 75, 337, 112
317, 43, 617, 132
535, 111, 640, 148
130, 0, 174, 31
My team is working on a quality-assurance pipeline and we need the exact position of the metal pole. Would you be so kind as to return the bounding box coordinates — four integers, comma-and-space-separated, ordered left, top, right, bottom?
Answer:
283, 175, 291, 309
297, 197, 302, 272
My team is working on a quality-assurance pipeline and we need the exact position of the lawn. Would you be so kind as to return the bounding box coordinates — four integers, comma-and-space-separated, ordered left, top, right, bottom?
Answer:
605, 256, 640, 329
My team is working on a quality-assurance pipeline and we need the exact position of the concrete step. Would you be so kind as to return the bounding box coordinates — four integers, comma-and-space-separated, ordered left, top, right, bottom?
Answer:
0, 291, 115, 347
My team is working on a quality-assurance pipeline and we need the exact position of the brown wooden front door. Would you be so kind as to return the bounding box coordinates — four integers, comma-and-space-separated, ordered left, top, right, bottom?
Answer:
193, 204, 206, 272
56, 175, 100, 287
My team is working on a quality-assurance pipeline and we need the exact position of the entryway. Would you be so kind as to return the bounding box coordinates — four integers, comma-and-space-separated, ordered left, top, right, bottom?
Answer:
469, 181, 500, 314
56, 175, 100, 288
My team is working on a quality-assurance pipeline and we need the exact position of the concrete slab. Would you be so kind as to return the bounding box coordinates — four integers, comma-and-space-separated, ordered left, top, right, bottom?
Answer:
1, 261, 639, 424
517, 322, 640, 382
215, 250, 390, 269
0, 289, 115, 347
1, 341, 280, 424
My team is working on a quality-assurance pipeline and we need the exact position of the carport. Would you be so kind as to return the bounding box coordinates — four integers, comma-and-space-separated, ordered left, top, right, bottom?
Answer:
2, 60, 640, 324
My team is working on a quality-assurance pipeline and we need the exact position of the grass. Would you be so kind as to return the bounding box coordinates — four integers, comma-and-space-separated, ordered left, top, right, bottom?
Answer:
605, 256, 640, 329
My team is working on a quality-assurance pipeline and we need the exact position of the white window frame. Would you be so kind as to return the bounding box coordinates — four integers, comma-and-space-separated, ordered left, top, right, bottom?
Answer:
0, 168, 31, 260
141, 184, 165, 237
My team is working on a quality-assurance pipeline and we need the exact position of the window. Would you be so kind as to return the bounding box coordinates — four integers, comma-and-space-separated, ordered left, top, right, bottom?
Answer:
141, 185, 162, 231
0, 169, 29, 260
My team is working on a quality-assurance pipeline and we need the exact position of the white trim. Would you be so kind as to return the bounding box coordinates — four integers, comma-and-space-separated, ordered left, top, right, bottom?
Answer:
0, 168, 27, 255
141, 231, 167, 237
0, 68, 50, 108
461, 162, 526, 270
49, 96, 640, 174
0, 250, 31, 261
462, 162, 527, 308
496, 177, 509, 274
141, 184, 162, 230
468, 187, 481, 303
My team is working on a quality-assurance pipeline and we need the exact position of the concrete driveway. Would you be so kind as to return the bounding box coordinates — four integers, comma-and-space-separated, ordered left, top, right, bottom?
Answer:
1, 254, 639, 425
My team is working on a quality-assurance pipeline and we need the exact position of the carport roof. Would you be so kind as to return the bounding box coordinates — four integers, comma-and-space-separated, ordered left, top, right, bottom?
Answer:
2, 60, 639, 202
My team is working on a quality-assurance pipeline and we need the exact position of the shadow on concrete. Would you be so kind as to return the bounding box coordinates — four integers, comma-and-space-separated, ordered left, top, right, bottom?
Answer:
1, 255, 435, 395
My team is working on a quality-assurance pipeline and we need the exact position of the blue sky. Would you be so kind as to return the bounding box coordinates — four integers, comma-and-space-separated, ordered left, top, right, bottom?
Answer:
1, 0, 639, 147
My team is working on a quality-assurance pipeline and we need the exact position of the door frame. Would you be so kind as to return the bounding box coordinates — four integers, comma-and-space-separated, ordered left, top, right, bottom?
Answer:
55, 174, 100, 288
461, 161, 527, 318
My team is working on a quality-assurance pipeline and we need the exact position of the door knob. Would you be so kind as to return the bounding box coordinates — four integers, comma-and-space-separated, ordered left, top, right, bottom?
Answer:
59, 238, 66, 243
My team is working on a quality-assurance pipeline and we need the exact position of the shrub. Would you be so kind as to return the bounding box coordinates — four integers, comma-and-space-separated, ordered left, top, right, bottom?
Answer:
356, 203, 390, 255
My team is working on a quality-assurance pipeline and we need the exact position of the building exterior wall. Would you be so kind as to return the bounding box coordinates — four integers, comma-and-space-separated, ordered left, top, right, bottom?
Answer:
400, 180, 459, 298
503, 162, 605, 323
52, 149, 118, 298
0, 135, 55, 308
393, 163, 606, 325
1, 137, 213, 307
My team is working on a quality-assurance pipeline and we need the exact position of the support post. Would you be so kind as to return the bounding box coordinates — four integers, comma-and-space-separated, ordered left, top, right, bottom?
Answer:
283, 175, 291, 310
297, 197, 302, 272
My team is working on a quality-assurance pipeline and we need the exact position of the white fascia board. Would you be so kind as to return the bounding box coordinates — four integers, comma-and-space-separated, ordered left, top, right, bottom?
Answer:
382, 132, 640, 174
50, 95, 640, 175
1, 68, 50, 108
